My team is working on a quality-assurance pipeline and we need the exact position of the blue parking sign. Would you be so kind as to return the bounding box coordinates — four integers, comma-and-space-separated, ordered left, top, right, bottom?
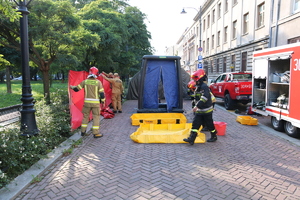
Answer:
197, 63, 203, 69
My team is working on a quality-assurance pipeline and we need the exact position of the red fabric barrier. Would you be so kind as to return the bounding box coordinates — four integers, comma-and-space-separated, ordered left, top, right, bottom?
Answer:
68, 70, 113, 130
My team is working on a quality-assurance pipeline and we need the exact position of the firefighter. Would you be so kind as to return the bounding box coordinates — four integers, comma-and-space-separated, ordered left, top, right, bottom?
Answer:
183, 69, 218, 145
187, 80, 196, 102
70, 66, 105, 138
188, 80, 216, 109
101, 72, 123, 113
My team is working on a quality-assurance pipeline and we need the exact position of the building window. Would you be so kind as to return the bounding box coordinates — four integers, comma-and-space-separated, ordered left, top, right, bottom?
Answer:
295, 0, 300, 12
232, 20, 237, 39
288, 36, 300, 43
212, 35, 215, 49
207, 15, 210, 28
225, 0, 228, 12
212, 9, 215, 23
203, 41, 205, 52
216, 58, 220, 72
231, 54, 236, 72
217, 31, 221, 46
223, 57, 227, 72
224, 26, 228, 43
203, 19, 206, 30
233, 0, 237, 5
257, 2, 265, 28
211, 60, 214, 73
243, 13, 249, 34
241, 52, 247, 71
207, 38, 210, 52
218, 3, 221, 18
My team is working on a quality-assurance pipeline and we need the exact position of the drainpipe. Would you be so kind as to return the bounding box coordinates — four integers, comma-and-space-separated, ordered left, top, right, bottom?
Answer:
274, 0, 281, 47
268, 0, 275, 47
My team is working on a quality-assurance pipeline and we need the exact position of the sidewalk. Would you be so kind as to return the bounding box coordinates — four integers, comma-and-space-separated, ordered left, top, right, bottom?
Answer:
2, 99, 300, 200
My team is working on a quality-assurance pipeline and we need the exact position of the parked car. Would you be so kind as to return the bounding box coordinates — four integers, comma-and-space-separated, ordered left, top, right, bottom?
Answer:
209, 72, 252, 110
4, 75, 13, 80
13, 76, 22, 80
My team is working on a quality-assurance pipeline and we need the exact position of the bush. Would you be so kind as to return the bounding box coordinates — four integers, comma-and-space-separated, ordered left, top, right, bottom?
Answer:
0, 89, 74, 189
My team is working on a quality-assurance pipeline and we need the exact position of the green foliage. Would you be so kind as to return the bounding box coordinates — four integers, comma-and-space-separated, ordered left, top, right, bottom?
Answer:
0, 0, 152, 100
0, 0, 21, 22
30, 175, 43, 184
0, 80, 67, 108
0, 83, 75, 189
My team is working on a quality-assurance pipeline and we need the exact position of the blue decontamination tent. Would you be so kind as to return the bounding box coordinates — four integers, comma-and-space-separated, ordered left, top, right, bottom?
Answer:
137, 55, 184, 113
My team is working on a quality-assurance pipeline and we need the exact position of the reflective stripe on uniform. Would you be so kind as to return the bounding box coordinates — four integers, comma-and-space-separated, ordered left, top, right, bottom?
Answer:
92, 126, 99, 129
191, 129, 198, 132
84, 98, 100, 103
195, 106, 214, 113
201, 96, 208, 102
81, 124, 88, 127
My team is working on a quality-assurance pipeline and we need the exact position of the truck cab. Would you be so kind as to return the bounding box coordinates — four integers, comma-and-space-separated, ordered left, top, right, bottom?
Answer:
210, 72, 252, 110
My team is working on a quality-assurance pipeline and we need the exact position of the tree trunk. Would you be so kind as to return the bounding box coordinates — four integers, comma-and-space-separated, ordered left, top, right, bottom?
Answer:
40, 60, 51, 104
6, 66, 12, 93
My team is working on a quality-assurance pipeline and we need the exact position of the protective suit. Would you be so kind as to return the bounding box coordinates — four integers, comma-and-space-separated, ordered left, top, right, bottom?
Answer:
102, 73, 123, 113
70, 67, 105, 138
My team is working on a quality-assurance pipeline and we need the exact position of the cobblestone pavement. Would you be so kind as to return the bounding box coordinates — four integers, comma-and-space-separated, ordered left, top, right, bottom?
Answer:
14, 100, 300, 200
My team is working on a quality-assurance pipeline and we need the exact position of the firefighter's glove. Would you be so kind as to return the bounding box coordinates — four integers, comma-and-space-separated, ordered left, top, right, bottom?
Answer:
99, 92, 105, 104
70, 85, 79, 92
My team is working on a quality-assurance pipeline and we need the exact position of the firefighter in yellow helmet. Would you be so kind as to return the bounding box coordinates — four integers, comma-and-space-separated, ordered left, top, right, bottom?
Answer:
101, 72, 123, 113
70, 67, 105, 138
183, 69, 218, 145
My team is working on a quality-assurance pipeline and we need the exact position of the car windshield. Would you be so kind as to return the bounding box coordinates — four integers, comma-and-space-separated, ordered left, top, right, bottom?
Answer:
232, 74, 252, 80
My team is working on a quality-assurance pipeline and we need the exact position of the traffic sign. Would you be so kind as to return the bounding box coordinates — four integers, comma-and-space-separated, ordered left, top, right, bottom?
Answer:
197, 63, 203, 69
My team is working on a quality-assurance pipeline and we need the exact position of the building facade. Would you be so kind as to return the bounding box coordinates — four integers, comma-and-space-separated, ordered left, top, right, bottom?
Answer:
173, 0, 300, 80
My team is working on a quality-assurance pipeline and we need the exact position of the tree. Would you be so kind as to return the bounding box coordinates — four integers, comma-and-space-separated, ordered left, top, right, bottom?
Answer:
0, 0, 99, 103
77, 0, 152, 74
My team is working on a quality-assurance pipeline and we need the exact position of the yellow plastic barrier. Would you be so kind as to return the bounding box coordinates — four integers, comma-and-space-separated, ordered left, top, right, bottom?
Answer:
130, 113, 187, 126
130, 123, 206, 143
236, 116, 258, 125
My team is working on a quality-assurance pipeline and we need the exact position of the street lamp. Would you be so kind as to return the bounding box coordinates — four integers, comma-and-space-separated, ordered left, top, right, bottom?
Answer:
14, 0, 39, 136
181, 6, 202, 54
181, 6, 202, 72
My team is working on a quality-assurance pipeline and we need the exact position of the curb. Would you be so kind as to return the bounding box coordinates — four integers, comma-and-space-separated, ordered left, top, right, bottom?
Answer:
216, 104, 300, 147
0, 116, 102, 200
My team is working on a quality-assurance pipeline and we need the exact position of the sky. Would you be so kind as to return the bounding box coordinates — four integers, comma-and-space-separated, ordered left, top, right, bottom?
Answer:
128, 0, 205, 55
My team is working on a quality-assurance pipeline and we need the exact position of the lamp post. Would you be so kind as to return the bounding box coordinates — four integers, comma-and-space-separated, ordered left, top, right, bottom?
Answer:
14, 0, 39, 136
181, 6, 202, 72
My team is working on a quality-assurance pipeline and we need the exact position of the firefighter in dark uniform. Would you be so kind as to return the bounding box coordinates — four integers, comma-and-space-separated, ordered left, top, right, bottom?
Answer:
70, 67, 105, 138
183, 69, 218, 145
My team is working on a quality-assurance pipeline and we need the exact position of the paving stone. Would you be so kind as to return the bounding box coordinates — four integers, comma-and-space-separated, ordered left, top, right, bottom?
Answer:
3, 100, 300, 200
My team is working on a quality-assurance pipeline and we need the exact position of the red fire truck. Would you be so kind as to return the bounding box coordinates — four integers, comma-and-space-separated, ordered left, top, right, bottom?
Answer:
251, 43, 300, 138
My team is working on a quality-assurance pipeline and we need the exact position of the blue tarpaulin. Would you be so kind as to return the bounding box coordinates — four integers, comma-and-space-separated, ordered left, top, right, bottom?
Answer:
138, 55, 183, 113
143, 60, 179, 112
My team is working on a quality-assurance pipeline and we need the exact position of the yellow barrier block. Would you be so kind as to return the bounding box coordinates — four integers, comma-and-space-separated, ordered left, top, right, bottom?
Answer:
130, 123, 206, 143
130, 113, 187, 126
236, 116, 258, 125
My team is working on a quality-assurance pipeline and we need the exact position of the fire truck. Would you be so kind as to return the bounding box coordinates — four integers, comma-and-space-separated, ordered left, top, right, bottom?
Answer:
251, 43, 300, 138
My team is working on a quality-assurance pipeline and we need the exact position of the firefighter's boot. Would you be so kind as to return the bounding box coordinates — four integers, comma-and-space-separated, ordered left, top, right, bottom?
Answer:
207, 130, 217, 142
93, 134, 103, 138
183, 131, 198, 145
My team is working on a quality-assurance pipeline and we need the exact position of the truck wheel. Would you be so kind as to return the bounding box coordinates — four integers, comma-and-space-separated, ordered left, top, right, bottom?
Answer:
224, 94, 236, 110
284, 121, 300, 138
271, 116, 284, 132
